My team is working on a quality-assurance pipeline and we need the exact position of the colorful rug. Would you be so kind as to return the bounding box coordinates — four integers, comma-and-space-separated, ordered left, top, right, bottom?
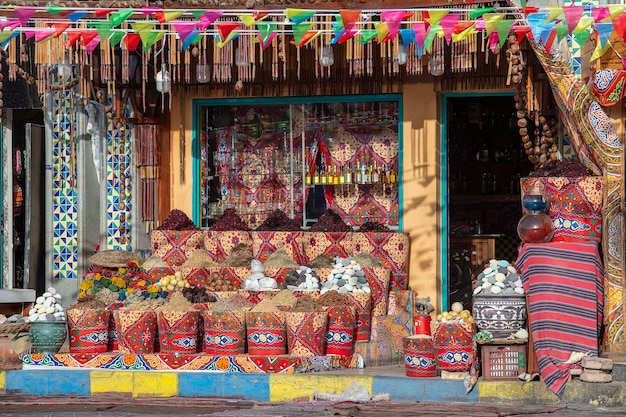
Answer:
21, 353, 362, 374
515, 242, 604, 397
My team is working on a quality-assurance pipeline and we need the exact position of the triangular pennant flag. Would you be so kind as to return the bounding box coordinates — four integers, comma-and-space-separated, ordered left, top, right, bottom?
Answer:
340, 10, 361, 35
110, 31, 124, 47
285, 9, 316, 25
483, 13, 504, 36
239, 15, 257, 27
0, 19, 19, 31
35, 29, 55, 43
381, 10, 405, 41
68, 11, 88, 22
15, 7, 36, 26
299, 31, 322, 48
454, 21, 476, 35
110, 9, 134, 27
64, 32, 82, 47
440, 14, 460, 45
574, 15, 594, 33
357, 29, 377, 44
595, 22, 614, 50
555, 23, 569, 43
545, 7, 563, 23
94, 9, 115, 18
0, 32, 18, 50
488, 31, 500, 53
573, 28, 591, 48
412, 21, 429, 51
22, 29, 36, 40
191, 10, 206, 19
79, 31, 98, 46
131, 22, 155, 46
425, 9, 449, 27
292, 22, 313, 46
543, 28, 557, 51
590, 38, 611, 61
613, 13, 626, 41
563, 6, 584, 34
85, 36, 100, 53
515, 26, 532, 41
470, 7, 494, 20
423, 24, 439, 52
139, 7, 160, 16
171, 20, 197, 41
496, 19, 516, 48
257, 22, 278, 50
217, 31, 239, 47
47, 5, 66, 15
608, 5, 626, 20
400, 28, 415, 47
539, 24, 554, 45
124, 33, 142, 51
182, 29, 200, 50
452, 24, 478, 43
337, 28, 359, 44
199, 11, 222, 29
155, 10, 183, 24
592, 7, 610, 22
527, 12, 548, 44
215, 22, 240, 43
145, 31, 165, 49
374, 22, 390, 43
52, 23, 71, 38
91, 21, 112, 41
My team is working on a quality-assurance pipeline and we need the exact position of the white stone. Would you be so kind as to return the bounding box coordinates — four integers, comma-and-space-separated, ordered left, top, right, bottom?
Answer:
42, 292, 52, 298
36, 296, 45, 305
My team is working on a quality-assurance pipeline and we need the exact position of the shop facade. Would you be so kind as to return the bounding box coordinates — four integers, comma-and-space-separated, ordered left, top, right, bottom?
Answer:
0, 2, 624, 359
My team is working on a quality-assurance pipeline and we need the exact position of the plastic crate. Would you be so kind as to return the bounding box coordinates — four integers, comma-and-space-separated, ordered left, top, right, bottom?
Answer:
480, 343, 527, 380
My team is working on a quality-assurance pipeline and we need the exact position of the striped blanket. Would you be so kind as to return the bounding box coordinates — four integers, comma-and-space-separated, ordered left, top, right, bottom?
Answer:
515, 242, 604, 397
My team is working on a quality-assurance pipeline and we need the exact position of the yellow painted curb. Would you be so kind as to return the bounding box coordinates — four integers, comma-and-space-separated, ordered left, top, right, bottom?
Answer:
478, 380, 558, 402
0, 371, 5, 391
269, 374, 373, 402
133, 372, 178, 397
90, 371, 134, 395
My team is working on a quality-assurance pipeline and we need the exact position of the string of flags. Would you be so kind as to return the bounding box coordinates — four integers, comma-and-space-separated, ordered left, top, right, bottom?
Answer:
0, 4, 623, 61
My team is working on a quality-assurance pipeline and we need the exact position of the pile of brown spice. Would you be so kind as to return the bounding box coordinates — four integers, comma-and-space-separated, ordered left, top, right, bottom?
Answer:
263, 248, 299, 268
155, 291, 196, 312
142, 255, 168, 269
317, 290, 350, 307
255, 209, 302, 231
182, 249, 219, 268
290, 294, 323, 312
68, 296, 107, 310
306, 254, 333, 269
353, 252, 379, 267
223, 243, 254, 267
309, 209, 352, 232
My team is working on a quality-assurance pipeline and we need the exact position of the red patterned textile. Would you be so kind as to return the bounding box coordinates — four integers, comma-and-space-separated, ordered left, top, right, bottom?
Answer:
204, 231, 252, 263
520, 177, 603, 243
300, 232, 354, 264
516, 242, 604, 397
285, 311, 328, 356
250, 231, 305, 264
67, 309, 110, 354
352, 232, 409, 290
592, 69, 626, 107
151, 231, 205, 266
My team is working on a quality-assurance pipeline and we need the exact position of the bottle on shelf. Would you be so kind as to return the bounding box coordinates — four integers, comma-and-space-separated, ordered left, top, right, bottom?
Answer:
305, 165, 312, 185
389, 165, 396, 183
380, 164, 387, 183
344, 163, 352, 184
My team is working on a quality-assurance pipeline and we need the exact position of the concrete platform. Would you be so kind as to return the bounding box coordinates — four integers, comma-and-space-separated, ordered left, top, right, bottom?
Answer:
2, 363, 626, 407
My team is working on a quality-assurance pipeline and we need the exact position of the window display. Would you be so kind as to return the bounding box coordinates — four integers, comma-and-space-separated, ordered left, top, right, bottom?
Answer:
197, 97, 400, 230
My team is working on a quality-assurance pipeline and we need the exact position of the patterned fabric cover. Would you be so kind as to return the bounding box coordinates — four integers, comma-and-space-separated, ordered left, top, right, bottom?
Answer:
204, 231, 252, 263
250, 231, 305, 264
520, 177, 604, 243
352, 232, 409, 290
300, 232, 355, 263
151, 230, 205, 266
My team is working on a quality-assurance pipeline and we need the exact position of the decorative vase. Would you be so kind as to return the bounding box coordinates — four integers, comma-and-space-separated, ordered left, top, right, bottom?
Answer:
518, 181, 554, 243
29, 321, 68, 354
472, 294, 527, 339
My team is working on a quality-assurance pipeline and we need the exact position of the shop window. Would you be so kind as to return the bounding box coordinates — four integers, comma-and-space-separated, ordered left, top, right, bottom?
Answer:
197, 97, 400, 230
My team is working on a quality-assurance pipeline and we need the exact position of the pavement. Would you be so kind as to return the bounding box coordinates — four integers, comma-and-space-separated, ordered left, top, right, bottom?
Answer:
3, 363, 626, 415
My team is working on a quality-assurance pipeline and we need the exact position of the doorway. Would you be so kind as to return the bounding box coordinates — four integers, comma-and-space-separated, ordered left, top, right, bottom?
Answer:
442, 93, 533, 310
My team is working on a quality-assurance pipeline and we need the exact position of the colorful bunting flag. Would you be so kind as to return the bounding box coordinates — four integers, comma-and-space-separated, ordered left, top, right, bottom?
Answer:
285, 9, 316, 25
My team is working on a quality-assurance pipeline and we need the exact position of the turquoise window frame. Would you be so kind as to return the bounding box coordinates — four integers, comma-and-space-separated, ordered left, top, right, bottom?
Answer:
191, 94, 404, 231
440, 91, 515, 310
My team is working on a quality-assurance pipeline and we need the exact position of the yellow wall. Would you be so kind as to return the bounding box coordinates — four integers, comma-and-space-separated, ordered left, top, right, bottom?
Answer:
168, 86, 442, 311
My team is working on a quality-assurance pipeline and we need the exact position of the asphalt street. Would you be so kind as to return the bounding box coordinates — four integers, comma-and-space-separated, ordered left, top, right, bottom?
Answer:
0, 396, 626, 417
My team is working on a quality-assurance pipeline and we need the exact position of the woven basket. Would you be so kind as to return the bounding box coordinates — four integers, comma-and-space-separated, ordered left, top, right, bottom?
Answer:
0, 322, 30, 335
88, 250, 143, 268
